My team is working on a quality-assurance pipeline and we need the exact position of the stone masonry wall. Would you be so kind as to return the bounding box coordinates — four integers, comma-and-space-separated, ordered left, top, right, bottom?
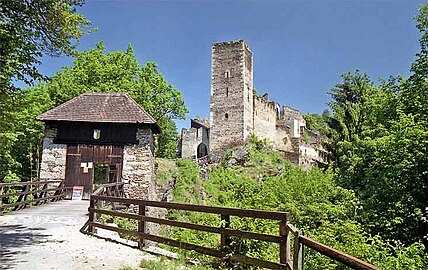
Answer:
122, 128, 156, 201
122, 128, 159, 237
180, 127, 203, 159
243, 42, 254, 140
253, 95, 277, 142
210, 40, 251, 153
39, 125, 67, 181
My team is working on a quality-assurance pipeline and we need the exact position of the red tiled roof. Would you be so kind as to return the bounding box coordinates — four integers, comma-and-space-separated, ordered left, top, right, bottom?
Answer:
36, 93, 160, 133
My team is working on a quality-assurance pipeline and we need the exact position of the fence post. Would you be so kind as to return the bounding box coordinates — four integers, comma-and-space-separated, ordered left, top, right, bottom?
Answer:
293, 230, 304, 270
220, 214, 231, 252
88, 197, 96, 233
138, 204, 146, 249
280, 214, 291, 268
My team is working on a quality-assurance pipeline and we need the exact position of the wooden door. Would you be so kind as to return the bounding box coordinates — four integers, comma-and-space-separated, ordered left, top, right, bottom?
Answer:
65, 144, 124, 198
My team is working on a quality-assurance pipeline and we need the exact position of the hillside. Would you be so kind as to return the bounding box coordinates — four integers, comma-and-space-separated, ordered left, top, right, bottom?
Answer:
157, 138, 427, 269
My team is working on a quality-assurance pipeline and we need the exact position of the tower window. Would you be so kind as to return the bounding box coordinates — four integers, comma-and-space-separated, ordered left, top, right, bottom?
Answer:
225, 113, 229, 120
224, 71, 230, 78
226, 87, 229, 97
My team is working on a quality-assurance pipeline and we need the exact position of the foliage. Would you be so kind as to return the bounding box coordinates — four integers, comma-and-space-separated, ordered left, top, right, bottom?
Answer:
303, 110, 330, 134
43, 42, 187, 158
0, 0, 91, 89
112, 215, 138, 241
0, 0, 90, 181
165, 141, 427, 269
140, 257, 210, 270
0, 85, 53, 181
1, 42, 188, 181
328, 5, 428, 247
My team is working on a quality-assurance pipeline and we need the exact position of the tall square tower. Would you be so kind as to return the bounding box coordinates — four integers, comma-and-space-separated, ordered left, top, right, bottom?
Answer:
209, 40, 254, 153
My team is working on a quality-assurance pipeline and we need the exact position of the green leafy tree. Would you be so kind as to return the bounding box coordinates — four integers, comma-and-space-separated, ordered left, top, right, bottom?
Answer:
329, 4, 428, 248
0, 0, 91, 182
327, 71, 375, 143
43, 42, 187, 158
304, 109, 330, 134
0, 0, 91, 89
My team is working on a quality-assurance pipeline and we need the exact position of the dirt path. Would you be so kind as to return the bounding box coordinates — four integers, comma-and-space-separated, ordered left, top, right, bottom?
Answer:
0, 201, 156, 270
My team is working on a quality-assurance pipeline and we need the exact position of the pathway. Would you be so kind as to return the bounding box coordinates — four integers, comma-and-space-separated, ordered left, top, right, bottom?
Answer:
0, 201, 156, 270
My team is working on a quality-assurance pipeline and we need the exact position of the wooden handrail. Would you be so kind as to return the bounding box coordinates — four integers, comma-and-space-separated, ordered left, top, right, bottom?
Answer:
0, 181, 68, 213
299, 236, 380, 270
92, 195, 290, 220
84, 195, 381, 270
0, 180, 64, 187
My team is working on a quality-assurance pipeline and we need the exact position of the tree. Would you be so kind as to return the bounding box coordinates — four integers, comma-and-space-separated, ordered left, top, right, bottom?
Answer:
327, 71, 375, 143
0, 0, 91, 89
329, 4, 428, 248
0, 0, 90, 181
303, 109, 330, 134
44, 42, 187, 158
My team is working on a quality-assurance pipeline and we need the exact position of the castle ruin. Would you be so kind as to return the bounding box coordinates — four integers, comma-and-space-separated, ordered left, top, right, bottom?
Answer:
179, 40, 328, 168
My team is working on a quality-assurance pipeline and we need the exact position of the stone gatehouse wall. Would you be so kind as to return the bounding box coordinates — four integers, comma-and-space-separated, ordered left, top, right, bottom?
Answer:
39, 125, 67, 181
122, 128, 156, 201
122, 128, 159, 237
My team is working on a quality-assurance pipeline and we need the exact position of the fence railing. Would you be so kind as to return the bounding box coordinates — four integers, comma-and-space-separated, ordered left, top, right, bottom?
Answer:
0, 180, 69, 213
93, 182, 124, 197
82, 195, 380, 270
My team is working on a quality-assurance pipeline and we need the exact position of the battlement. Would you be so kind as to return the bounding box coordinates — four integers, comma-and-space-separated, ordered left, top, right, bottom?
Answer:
212, 39, 252, 53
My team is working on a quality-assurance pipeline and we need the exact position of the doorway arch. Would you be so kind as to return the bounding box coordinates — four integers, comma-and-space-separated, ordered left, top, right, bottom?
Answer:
197, 143, 208, 158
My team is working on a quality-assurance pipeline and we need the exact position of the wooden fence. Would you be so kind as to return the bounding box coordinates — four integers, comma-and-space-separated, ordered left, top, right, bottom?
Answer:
0, 180, 69, 213
83, 195, 380, 270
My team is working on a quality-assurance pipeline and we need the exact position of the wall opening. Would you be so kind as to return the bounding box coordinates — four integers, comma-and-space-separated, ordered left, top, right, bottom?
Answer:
93, 163, 109, 186
225, 113, 229, 120
197, 143, 208, 158
226, 87, 229, 97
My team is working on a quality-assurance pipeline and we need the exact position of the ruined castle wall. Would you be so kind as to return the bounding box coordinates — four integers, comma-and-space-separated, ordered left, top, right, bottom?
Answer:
243, 42, 254, 140
210, 40, 252, 154
274, 125, 294, 152
39, 125, 67, 181
253, 96, 277, 142
180, 128, 203, 159
279, 106, 306, 138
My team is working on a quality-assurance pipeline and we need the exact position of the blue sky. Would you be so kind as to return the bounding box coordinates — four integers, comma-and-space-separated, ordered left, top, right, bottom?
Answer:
37, 1, 423, 130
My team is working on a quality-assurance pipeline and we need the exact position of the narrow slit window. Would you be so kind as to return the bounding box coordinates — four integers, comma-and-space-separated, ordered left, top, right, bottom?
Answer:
226, 87, 229, 97
225, 113, 229, 120
224, 71, 230, 78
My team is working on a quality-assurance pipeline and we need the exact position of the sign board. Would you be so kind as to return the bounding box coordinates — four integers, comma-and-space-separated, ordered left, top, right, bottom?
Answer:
72, 186, 84, 201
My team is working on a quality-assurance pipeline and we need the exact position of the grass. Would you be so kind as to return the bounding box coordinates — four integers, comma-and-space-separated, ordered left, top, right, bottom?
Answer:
139, 257, 211, 270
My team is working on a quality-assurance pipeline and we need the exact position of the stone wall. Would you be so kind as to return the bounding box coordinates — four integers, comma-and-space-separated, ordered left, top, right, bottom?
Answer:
39, 125, 67, 181
274, 125, 294, 152
253, 95, 277, 142
180, 127, 202, 159
122, 128, 159, 237
279, 106, 306, 138
243, 42, 254, 139
210, 40, 252, 153
122, 128, 156, 201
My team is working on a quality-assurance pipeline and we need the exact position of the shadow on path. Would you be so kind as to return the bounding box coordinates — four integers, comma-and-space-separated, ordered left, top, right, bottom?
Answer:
0, 225, 52, 270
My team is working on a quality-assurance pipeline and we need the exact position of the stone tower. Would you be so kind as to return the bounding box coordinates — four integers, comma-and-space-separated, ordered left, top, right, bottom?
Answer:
210, 40, 254, 154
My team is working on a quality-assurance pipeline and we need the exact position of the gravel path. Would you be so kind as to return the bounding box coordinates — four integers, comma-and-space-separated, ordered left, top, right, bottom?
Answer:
0, 201, 157, 270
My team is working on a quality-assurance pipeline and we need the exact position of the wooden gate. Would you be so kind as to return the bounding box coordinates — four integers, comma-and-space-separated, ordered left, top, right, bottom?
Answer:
65, 145, 123, 198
